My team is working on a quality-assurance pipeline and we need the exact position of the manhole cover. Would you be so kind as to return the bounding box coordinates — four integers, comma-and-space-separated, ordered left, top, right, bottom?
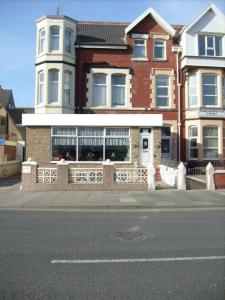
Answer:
110, 232, 146, 241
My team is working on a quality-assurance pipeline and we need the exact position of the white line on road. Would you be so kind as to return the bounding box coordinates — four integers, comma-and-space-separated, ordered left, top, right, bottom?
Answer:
51, 256, 225, 264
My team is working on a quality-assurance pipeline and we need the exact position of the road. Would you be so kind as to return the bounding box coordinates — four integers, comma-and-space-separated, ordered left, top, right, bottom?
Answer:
0, 210, 225, 300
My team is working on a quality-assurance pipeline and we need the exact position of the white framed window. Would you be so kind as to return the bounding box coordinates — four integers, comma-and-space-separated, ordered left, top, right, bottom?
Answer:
49, 69, 59, 103
50, 26, 60, 51
51, 127, 130, 162
153, 40, 165, 60
222, 77, 225, 106
161, 126, 171, 159
188, 73, 198, 107
203, 126, 218, 159
39, 29, 45, 54
156, 75, 169, 107
64, 29, 72, 53
112, 75, 126, 106
198, 35, 222, 57
64, 71, 72, 105
202, 74, 218, 106
133, 39, 146, 58
92, 74, 107, 107
38, 71, 44, 104
189, 127, 198, 159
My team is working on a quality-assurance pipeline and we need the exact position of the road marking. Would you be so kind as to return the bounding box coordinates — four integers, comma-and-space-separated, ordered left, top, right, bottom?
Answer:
51, 256, 225, 264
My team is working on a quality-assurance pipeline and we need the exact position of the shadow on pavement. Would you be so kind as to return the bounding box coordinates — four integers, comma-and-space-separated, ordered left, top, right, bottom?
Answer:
0, 175, 21, 188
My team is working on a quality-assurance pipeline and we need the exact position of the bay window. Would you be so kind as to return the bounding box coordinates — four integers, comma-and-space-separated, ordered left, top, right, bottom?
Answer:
39, 29, 45, 54
156, 75, 169, 107
50, 26, 60, 51
202, 74, 218, 106
38, 71, 44, 104
92, 74, 107, 106
112, 75, 125, 106
49, 70, 59, 103
64, 71, 72, 104
133, 39, 146, 58
203, 127, 218, 159
64, 29, 72, 53
51, 127, 130, 162
198, 35, 222, 56
153, 40, 165, 60
188, 73, 197, 107
189, 127, 198, 159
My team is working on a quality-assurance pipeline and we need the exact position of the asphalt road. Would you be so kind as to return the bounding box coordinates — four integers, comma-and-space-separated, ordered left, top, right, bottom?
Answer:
0, 210, 225, 300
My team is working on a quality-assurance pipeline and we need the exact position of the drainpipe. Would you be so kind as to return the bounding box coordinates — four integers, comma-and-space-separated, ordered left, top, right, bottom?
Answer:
175, 47, 182, 162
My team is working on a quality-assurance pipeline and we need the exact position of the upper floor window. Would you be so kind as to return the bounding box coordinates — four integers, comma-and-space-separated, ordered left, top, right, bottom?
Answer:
50, 26, 60, 51
49, 69, 59, 103
156, 75, 169, 107
64, 29, 72, 53
38, 71, 44, 104
153, 40, 165, 60
188, 73, 197, 107
112, 75, 126, 106
64, 71, 72, 105
39, 29, 45, 54
189, 127, 198, 159
92, 74, 107, 107
202, 74, 218, 106
203, 126, 218, 159
198, 35, 222, 57
133, 39, 146, 58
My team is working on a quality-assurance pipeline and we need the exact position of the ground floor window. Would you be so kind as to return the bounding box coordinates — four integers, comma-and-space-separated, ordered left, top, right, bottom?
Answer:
161, 126, 171, 159
189, 127, 198, 159
203, 126, 218, 159
51, 127, 130, 162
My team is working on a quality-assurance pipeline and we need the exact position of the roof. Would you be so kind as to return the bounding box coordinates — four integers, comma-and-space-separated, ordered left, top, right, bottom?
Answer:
77, 22, 127, 46
8, 108, 34, 125
125, 7, 176, 37
0, 89, 12, 107
179, 3, 225, 35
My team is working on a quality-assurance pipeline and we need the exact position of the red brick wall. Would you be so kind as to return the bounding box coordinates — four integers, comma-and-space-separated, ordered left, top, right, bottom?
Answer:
0, 145, 16, 162
214, 173, 225, 189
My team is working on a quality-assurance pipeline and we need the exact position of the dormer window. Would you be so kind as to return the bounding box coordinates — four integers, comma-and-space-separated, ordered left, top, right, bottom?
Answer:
50, 26, 60, 51
133, 39, 146, 58
198, 35, 222, 57
64, 29, 72, 53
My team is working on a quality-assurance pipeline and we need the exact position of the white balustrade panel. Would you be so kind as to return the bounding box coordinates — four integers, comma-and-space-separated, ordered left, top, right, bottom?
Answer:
69, 168, 103, 184
37, 168, 57, 184
114, 168, 148, 184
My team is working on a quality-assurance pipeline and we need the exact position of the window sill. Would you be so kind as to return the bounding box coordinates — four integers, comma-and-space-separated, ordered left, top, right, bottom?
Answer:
131, 58, 149, 62
152, 59, 167, 62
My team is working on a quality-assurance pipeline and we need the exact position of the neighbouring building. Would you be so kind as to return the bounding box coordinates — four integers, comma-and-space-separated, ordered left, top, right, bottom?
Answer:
22, 3, 225, 171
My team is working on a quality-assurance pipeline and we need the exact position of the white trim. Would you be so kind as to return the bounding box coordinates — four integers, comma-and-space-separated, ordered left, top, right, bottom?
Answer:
131, 58, 149, 62
131, 33, 149, 39
125, 7, 176, 37
22, 114, 163, 127
75, 45, 127, 49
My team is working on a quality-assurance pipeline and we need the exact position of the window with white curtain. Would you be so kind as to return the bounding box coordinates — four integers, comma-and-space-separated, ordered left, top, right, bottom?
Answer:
38, 71, 44, 104
49, 70, 59, 103
133, 39, 146, 58
203, 127, 218, 159
39, 29, 45, 54
92, 74, 107, 106
112, 75, 125, 106
202, 74, 218, 106
50, 26, 60, 51
64, 71, 72, 104
64, 29, 72, 53
156, 75, 169, 107
51, 127, 130, 162
189, 127, 198, 159
188, 73, 197, 107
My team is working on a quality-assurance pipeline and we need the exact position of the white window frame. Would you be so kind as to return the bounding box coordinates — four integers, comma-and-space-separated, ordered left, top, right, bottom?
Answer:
161, 126, 172, 159
189, 126, 198, 160
51, 127, 131, 163
203, 126, 219, 160
188, 73, 198, 107
39, 28, 45, 54
202, 73, 218, 107
153, 39, 166, 60
64, 28, 72, 53
50, 26, 60, 52
92, 73, 107, 107
38, 71, 44, 104
133, 39, 147, 59
155, 75, 170, 108
63, 71, 72, 105
48, 69, 59, 103
198, 34, 222, 57
111, 74, 126, 107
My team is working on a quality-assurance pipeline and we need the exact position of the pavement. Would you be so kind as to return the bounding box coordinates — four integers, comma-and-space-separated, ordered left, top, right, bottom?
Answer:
0, 176, 225, 210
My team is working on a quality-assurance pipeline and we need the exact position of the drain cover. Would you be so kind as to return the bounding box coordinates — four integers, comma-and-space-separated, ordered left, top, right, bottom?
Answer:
110, 232, 146, 241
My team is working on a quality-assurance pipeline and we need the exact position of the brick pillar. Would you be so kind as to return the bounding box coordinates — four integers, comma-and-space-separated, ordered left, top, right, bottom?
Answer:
56, 160, 69, 190
152, 127, 161, 168
103, 161, 114, 190
22, 159, 38, 191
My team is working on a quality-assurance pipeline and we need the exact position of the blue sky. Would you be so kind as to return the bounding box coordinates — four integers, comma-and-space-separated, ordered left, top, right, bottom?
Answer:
0, 0, 224, 107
